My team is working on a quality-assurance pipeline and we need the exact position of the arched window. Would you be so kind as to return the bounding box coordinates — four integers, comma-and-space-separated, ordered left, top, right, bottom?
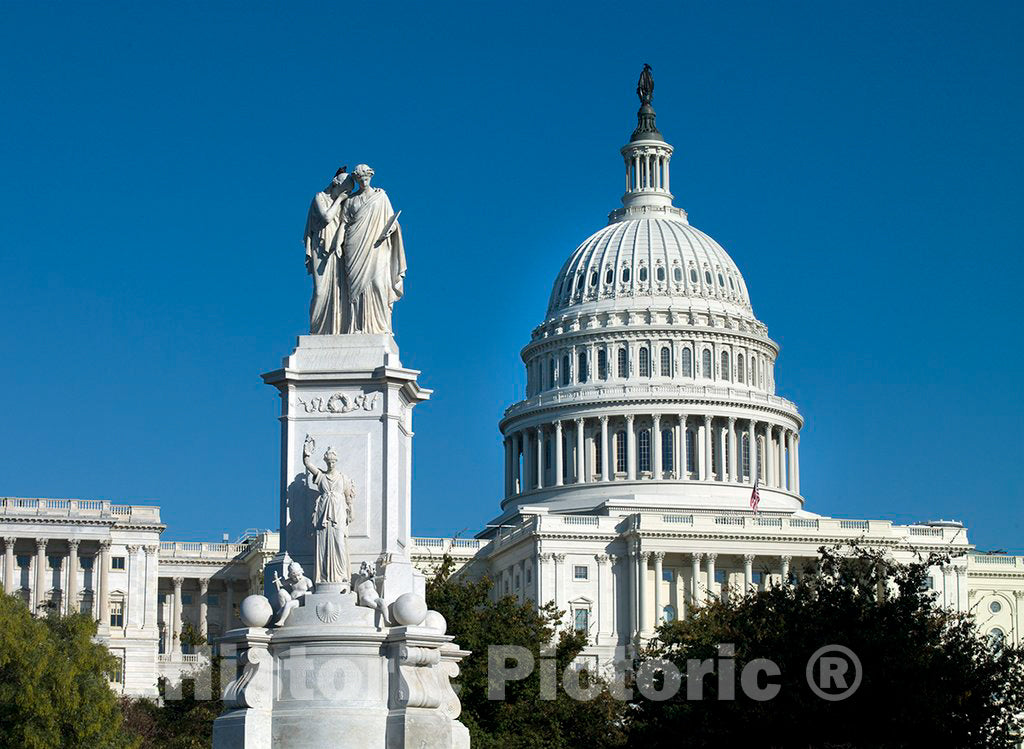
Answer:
639, 347, 650, 377
704, 270, 713, 285
590, 270, 598, 287
989, 628, 1005, 653
689, 268, 698, 283
686, 430, 696, 473
615, 431, 627, 473
750, 357, 757, 386
660, 347, 671, 376
682, 348, 693, 377
737, 354, 745, 382
711, 428, 719, 478
621, 266, 631, 283
548, 358, 556, 390
674, 266, 683, 282
617, 348, 628, 378
544, 438, 551, 470
578, 351, 588, 383
718, 272, 725, 287
561, 354, 571, 386
594, 436, 602, 477
742, 434, 751, 480
661, 429, 674, 473
639, 266, 648, 282
605, 268, 614, 285
657, 266, 666, 282
638, 429, 651, 473
721, 351, 730, 381
702, 349, 712, 378
597, 349, 608, 380
663, 604, 677, 623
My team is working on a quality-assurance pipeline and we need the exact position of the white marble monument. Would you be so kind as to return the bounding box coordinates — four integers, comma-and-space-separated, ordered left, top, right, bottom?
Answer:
213, 166, 469, 749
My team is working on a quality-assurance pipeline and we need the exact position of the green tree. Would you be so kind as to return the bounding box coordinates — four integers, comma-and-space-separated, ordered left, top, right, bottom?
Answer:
426, 555, 628, 749
629, 547, 1024, 748
0, 594, 136, 749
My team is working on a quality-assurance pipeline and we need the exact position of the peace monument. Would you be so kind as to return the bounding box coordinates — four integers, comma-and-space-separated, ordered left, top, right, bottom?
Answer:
212, 166, 470, 749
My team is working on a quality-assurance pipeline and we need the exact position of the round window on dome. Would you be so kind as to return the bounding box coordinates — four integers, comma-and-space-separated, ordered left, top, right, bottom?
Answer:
622, 267, 631, 283
704, 270, 713, 285
639, 266, 648, 282
689, 269, 698, 283
657, 266, 666, 282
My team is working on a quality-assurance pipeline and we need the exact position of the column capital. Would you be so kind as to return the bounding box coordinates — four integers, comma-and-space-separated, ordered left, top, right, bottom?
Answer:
199, 578, 209, 594
728, 416, 737, 425
652, 413, 661, 424
574, 416, 583, 426
68, 538, 81, 551
743, 553, 756, 564
703, 414, 712, 424
608, 553, 619, 565
552, 553, 566, 564
538, 552, 553, 562
653, 551, 665, 561
780, 555, 792, 564
598, 414, 609, 424
554, 420, 563, 433
98, 540, 112, 551
1013, 590, 1024, 600
640, 551, 651, 561
144, 545, 159, 556
35, 538, 48, 552
3, 536, 15, 548
625, 414, 635, 425
125, 544, 139, 554
595, 554, 609, 565
172, 576, 184, 589
691, 552, 704, 563
706, 552, 718, 564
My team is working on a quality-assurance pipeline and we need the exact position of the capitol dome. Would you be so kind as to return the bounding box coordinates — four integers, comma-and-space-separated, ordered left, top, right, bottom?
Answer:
497, 72, 803, 518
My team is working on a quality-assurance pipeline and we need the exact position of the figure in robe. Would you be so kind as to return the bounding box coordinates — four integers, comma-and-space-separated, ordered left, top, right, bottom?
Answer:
340, 164, 407, 334
304, 168, 354, 334
302, 435, 354, 588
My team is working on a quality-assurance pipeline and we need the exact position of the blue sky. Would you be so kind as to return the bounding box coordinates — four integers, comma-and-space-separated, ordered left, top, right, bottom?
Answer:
1, 2, 1021, 551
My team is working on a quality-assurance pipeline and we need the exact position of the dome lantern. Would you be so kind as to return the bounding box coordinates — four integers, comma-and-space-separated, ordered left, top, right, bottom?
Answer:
621, 64, 675, 212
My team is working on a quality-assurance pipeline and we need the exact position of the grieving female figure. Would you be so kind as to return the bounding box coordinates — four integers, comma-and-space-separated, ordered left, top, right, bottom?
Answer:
302, 435, 354, 588
304, 168, 354, 334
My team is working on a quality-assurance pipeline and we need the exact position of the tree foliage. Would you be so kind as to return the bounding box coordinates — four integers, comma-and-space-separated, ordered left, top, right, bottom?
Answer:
0, 594, 135, 749
630, 547, 1024, 748
426, 555, 628, 749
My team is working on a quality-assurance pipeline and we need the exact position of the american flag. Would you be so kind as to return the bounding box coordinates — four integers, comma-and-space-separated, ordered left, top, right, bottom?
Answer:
749, 476, 761, 514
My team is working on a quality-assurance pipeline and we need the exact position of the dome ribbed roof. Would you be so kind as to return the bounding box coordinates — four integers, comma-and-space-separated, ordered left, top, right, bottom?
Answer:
545, 215, 753, 319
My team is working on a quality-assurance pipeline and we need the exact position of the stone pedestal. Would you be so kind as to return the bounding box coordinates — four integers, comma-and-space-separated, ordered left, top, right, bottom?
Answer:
261, 334, 430, 604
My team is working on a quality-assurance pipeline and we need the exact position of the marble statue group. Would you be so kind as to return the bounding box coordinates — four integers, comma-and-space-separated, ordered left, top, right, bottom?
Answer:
304, 164, 407, 335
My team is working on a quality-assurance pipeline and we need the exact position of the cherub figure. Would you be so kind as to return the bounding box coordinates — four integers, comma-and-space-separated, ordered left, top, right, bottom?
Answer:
272, 561, 313, 626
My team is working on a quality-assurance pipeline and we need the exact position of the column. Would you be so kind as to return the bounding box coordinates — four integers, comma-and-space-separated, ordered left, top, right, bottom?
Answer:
786, 430, 795, 491
34, 538, 47, 614
702, 415, 713, 481
749, 420, 759, 484
706, 553, 717, 602
536, 553, 550, 604
626, 415, 636, 480
777, 428, 786, 489
199, 578, 209, 640
125, 544, 139, 627
66, 539, 79, 616
653, 552, 664, 625
652, 415, 662, 478
678, 415, 688, 478
552, 554, 565, 609
664, 155, 670, 193
575, 418, 585, 483
780, 555, 791, 587
171, 576, 183, 658
638, 551, 650, 635
793, 433, 801, 494
717, 423, 727, 481
595, 554, 608, 642
144, 545, 158, 629
98, 541, 111, 626
535, 427, 544, 490
766, 426, 776, 488
4, 537, 17, 595
690, 553, 704, 606
504, 436, 513, 497
744, 554, 755, 593
607, 554, 619, 642
600, 416, 610, 481
728, 417, 738, 482
628, 548, 638, 635
223, 582, 234, 632
512, 433, 521, 494
554, 421, 564, 487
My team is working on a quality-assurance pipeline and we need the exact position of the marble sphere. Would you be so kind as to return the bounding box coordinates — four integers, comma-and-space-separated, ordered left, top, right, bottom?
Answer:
391, 592, 428, 626
239, 594, 274, 628
424, 609, 447, 634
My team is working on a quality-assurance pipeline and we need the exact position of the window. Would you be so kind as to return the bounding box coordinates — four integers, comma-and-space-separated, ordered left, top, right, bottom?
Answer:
662, 569, 674, 582
702, 349, 712, 378
110, 652, 125, 685
729, 276, 735, 290
578, 351, 588, 383
689, 268, 698, 283
182, 593, 193, 605
574, 609, 590, 632
686, 430, 696, 473
758, 438, 766, 481
590, 270, 598, 287
711, 429, 719, 476
617, 348, 628, 378
638, 429, 651, 473
111, 556, 126, 570
989, 628, 1005, 652
663, 605, 677, 623
721, 351, 730, 381
674, 266, 683, 282
662, 429, 674, 473
158, 593, 167, 605
561, 354, 571, 386
639, 347, 650, 377
990, 600, 1003, 614
548, 358, 556, 389
208, 594, 220, 606
574, 566, 589, 580
704, 270, 713, 284
621, 266, 631, 283
615, 431, 627, 473
718, 272, 725, 287
80, 556, 94, 570
750, 357, 757, 386
526, 567, 532, 583
660, 347, 671, 376
109, 600, 124, 628
594, 437, 602, 477
597, 349, 608, 379
657, 266, 666, 282
544, 439, 551, 470
639, 265, 648, 282
742, 434, 751, 480
605, 268, 614, 285
16, 555, 29, 570
682, 348, 692, 377
738, 354, 745, 382
48, 555, 62, 569
514, 575, 520, 589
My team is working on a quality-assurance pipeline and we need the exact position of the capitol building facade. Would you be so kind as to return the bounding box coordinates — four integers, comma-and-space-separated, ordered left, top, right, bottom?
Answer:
1, 80, 1021, 694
